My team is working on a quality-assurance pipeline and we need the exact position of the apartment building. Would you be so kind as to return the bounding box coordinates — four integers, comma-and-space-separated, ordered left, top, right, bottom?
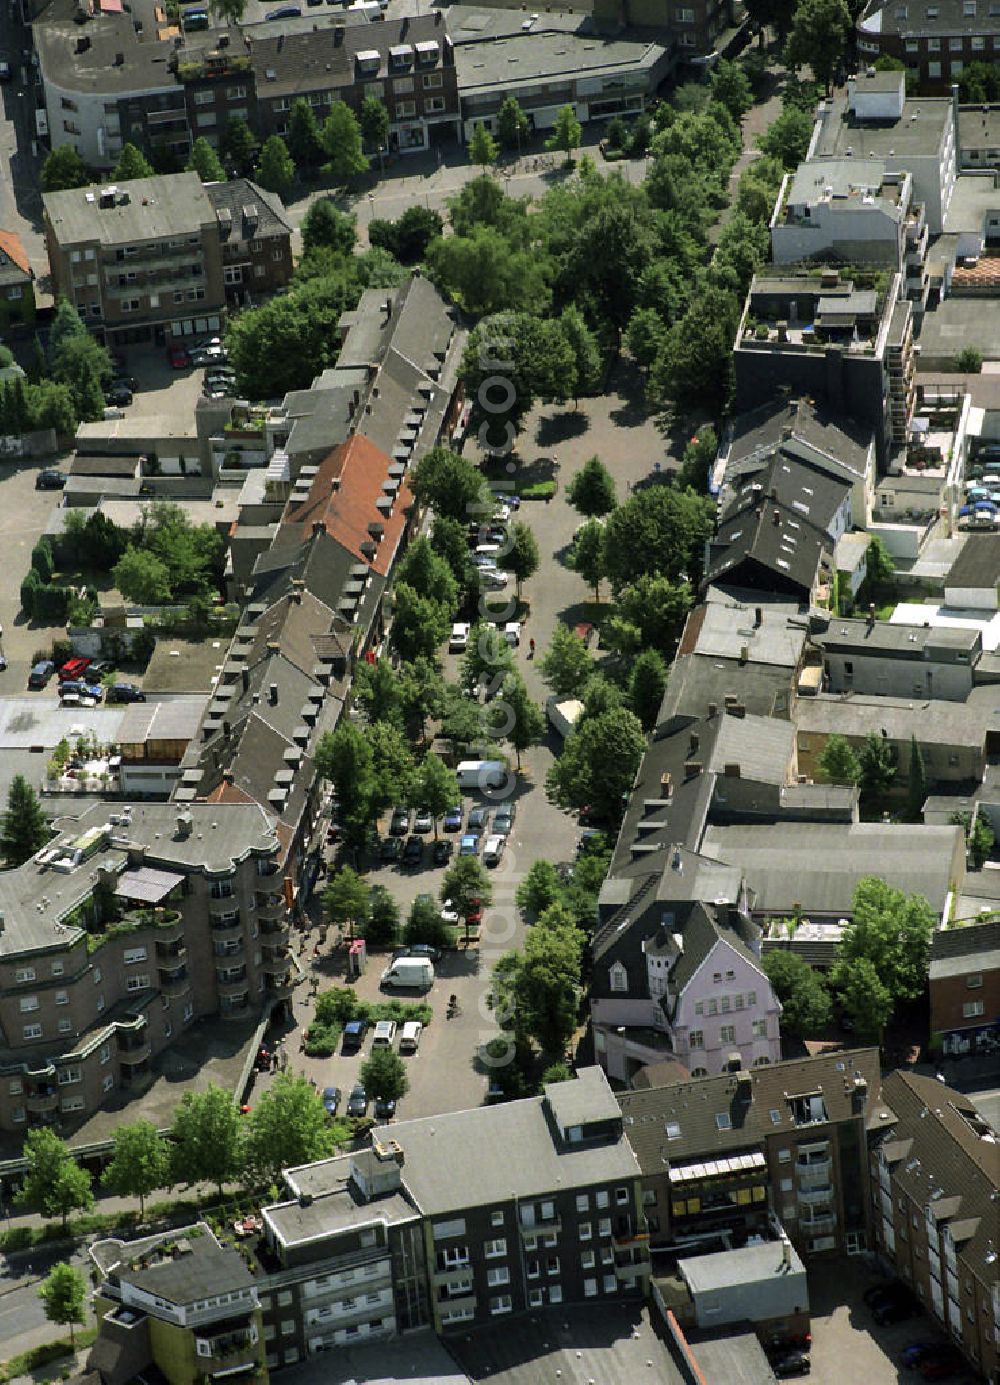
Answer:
928, 919, 1000, 1056
620, 1049, 882, 1259
733, 266, 914, 463
42, 173, 226, 348
811, 615, 983, 699
857, 0, 1000, 95
869, 1069, 1000, 1382
0, 801, 288, 1138
601, 0, 746, 66
205, 180, 294, 309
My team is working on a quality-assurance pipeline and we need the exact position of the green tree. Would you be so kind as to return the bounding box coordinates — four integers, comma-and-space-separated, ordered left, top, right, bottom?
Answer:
113, 548, 173, 604
506, 521, 539, 597
710, 58, 753, 120
404, 894, 455, 951
256, 134, 295, 195
441, 854, 492, 940
762, 950, 832, 1037
858, 731, 896, 804
494, 672, 545, 768
286, 98, 324, 171
409, 754, 460, 837
365, 885, 400, 948
817, 733, 861, 786
546, 104, 582, 162
187, 136, 226, 184
222, 118, 259, 175
493, 903, 585, 1057
429, 231, 549, 316
559, 305, 602, 401
785, 0, 852, 91
42, 145, 89, 192
314, 722, 376, 845
360, 1047, 409, 1103
833, 876, 935, 1020
602, 485, 714, 592
209, 0, 246, 21
955, 346, 983, 374
322, 866, 370, 941
354, 657, 404, 727
47, 298, 88, 365
301, 199, 356, 256
626, 307, 668, 371
676, 428, 718, 494
516, 859, 563, 920
629, 648, 668, 730
866, 535, 895, 587
571, 520, 606, 603
169, 1084, 244, 1197
469, 122, 499, 169
714, 209, 770, 294
970, 814, 995, 869
651, 283, 740, 411
906, 735, 928, 822
398, 657, 445, 742
409, 445, 486, 522
497, 95, 530, 151
1, 774, 49, 866
391, 583, 453, 662
15, 1129, 93, 1230
567, 456, 616, 518
547, 706, 646, 821
837, 956, 894, 1041
369, 205, 443, 265
759, 104, 815, 169
360, 95, 390, 156
322, 101, 369, 182
101, 1120, 172, 1218
540, 623, 593, 698
114, 143, 154, 180
244, 1073, 337, 1184
564, 198, 656, 339
461, 620, 514, 695
429, 513, 471, 585
50, 333, 110, 423
38, 1264, 87, 1348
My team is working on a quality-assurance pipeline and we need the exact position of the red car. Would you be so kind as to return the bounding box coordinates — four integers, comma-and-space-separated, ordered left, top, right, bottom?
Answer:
58, 656, 92, 682
167, 344, 190, 369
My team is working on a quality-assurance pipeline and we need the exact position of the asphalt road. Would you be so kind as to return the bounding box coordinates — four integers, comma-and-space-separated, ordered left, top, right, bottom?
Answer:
0, 1241, 93, 1362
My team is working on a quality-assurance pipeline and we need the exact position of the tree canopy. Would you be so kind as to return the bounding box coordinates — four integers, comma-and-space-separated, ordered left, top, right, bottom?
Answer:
170, 1084, 245, 1197
16, 1129, 93, 1229
101, 1120, 172, 1218
762, 950, 832, 1037
1, 774, 49, 866
243, 1072, 337, 1184
546, 706, 646, 822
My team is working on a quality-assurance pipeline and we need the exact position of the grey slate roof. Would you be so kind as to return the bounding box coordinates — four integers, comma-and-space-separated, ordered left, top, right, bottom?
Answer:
708, 713, 794, 784
794, 693, 986, 750
946, 534, 1000, 591
705, 494, 831, 599
930, 919, 1000, 981
812, 616, 981, 659
206, 179, 292, 243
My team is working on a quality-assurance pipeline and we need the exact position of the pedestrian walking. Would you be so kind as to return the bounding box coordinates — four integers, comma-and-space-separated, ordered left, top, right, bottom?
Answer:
528, 638, 535, 658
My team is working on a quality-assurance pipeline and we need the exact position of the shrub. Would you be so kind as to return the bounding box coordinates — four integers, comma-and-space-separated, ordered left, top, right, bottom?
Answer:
314, 987, 366, 1026
519, 480, 557, 500
31, 539, 54, 582
303, 1021, 341, 1057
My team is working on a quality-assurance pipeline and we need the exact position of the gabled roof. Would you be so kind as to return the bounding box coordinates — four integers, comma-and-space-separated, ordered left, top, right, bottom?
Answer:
0, 229, 32, 280
705, 493, 832, 599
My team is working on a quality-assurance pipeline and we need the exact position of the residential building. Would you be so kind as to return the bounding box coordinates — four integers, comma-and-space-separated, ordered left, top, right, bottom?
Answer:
90, 1225, 267, 1385
599, 0, 747, 67
809, 73, 958, 234
619, 1049, 882, 1258
0, 229, 34, 328
958, 103, 1000, 171
42, 173, 226, 347
810, 613, 982, 699
771, 161, 919, 272
250, 14, 461, 154
205, 179, 293, 308
451, 15, 670, 140
115, 698, 207, 799
732, 267, 914, 462
856, 0, 1000, 96
0, 800, 287, 1137
944, 534, 1000, 610
928, 918, 1000, 1055
85, 1069, 647, 1374
868, 1069, 1000, 1383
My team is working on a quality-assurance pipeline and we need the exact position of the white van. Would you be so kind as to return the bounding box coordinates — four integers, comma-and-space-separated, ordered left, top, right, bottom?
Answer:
399, 1021, 423, 1053
380, 957, 434, 992
456, 759, 506, 791
372, 1019, 397, 1047
483, 833, 505, 866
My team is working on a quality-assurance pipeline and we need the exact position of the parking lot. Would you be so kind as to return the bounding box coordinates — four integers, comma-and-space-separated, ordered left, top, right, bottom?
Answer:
0, 461, 74, 686
108, 341, 227, 422
808, 1257, 980, 1384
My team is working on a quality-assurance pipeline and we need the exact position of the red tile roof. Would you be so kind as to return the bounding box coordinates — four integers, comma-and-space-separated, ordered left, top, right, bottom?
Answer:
0, 230, 31, 278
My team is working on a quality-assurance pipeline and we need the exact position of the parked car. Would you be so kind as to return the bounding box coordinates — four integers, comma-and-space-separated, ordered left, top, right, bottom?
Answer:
346, 1084, 368, 1117
467, 806, 490, 832
493, 804, 515, 836
58, 656, 92, 681
483, 834, 505, 867
900, 1343, 950, 1369
372, 1020, 397, 1048
402, 835, 423, 868
374, 1095, 397, 1120
265, 3, 301, 16
449, 622, 470, 652
28, 660, 55, 688
36, 469, 67, 490
919, 1350, 965, 1380
389, 805, 410, 836
0, 58, 12, 81
443, 805, 463, 833
459, 832, 480, 857
88, 661, 114, 676
770, 1348, 810, 1378
577, 830, 608, 856
412, 809, 433, 834
394, 943, 441, 963
321, 1086, 341, 1115
202, 383, 230, 400
869, 1283, 917, 1325
107, 682, 145, 703
59, 681, 103, 702
342, 1019, 367, 1052
379, 835, 404, 863
105, 383, 133, 407
479, 569, 511, 591
433, 839, 454, 866
399, 1021, 422, 1053
167, 344, 190, 369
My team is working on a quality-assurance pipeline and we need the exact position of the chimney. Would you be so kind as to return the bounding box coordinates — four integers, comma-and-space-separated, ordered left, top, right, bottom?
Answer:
269, 683, 278, 705
222, 719, 232, 738
739, 644, 749, 665
312, 520, 326, 537
683, 760, 703, 779
781, 1235, 792, 1271
867, 603, 876, 629
688, 732, 700, 754
223, 770, 235, 785
176, 811, 193, 839
671, 848, 683, 872
707, 701, 718, 718
659, 772, 672, 799
724, 762, 741, 778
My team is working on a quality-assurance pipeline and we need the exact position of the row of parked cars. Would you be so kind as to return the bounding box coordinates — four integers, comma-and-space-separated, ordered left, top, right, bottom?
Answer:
28, 655, 146, 704
379, 800, 517, 871
862, 1282, 966, 1379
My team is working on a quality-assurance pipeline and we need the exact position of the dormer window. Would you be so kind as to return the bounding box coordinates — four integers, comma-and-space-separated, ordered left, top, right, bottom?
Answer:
609, 962, 628, 993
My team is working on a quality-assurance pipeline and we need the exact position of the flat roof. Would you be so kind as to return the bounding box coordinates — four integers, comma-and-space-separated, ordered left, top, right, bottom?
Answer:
44, 173, 214, 248
143, 637, 229, 694
946, 533, 1000, 590
813, 91, 953, 160
890, 601, 1000, 653
455, 29, 665, 93
679, 1239, 805, 1293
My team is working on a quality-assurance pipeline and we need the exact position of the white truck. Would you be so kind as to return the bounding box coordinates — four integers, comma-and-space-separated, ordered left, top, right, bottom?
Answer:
546, 697, 584, 740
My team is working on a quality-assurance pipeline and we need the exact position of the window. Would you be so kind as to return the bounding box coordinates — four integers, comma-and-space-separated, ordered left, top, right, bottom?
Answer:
22, 1023, 43, 1040
752, 1019, 768, 1038
615, 1187, 630, 1206
528, 1288, 543, 1307
8, 1078, 22, 1095
778, 1148, 791, 1163
949, 36, 963, 47
526, 1257, 539, 1279
691, 1067, 708, 1077
579, 1221, 592, 1240
58, 1018, 72, 1034
549, 1285, 563, 1304
575, 1193, 589, 1213
228, 84, 247, 98
423, 71, 443, 88
57, 1066, 81, 1085
486, 1266, 510, 1286
100, 1043, 111, 1064
484, 1238, 507, 1258
490, 1294, 512, 1315
713, 972, 722, 984
15, 968, 36, 984
491, 1210, 505, 1227
546, 1255, 560, 1275
694, 1001, 704, 1016
581, 1250, 596, 1269
272, 249, 283, 262
706, 999, 718, 1016
11, 1107, 25, 1123
96, 993, 105, 1012
609, 962, 627, 992
584, 1277, 598, 1297
928, 60, 942, 75
127, 974, 150, 992
55, 991, 68, 1005
396, 100, 416, 118
61, 1095, 84, 1113
51, 960, 63, 976
123, 947, 147, 965
716, 1112, 732, 1131
595, 1191, 609, 1210
967, 973, 983, 988
689, 1030, 704, 1049
598, 1219, 612, 1238
747, 991, 756, 1006
963, 1000, 985, 1018
394, 77, 414, 94
102, 1073, 114, 1092
603, 1275, 617, 1293
720, 1025, 736, 1044
19, 996, 39, 1013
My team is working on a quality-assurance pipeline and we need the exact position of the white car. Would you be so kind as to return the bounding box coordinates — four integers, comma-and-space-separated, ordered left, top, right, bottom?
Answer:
440, 899, 461, 925
480, 569, 510, 591
483, 834, 505, 867
500, 622, 521, 647
470, 553, 500, 571
450, 622, 470, 652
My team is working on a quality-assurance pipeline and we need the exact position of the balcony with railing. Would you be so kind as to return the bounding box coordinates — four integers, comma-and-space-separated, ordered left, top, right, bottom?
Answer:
211, 915, 243, 941
158, 963, 190, 995
255, 893, 284, 921
24, 1083, 59, 1114
519, 1213, 561, 1240
156, 936, 186, 960
800, 1212, 837, 1235
118, 1033, 152, 1064
796, 1158, 832, 1184
216, 966, 248, 994
194, 1321, 258, 1369
432, 1258, 472, 1286
797, 1183, 834, 1207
